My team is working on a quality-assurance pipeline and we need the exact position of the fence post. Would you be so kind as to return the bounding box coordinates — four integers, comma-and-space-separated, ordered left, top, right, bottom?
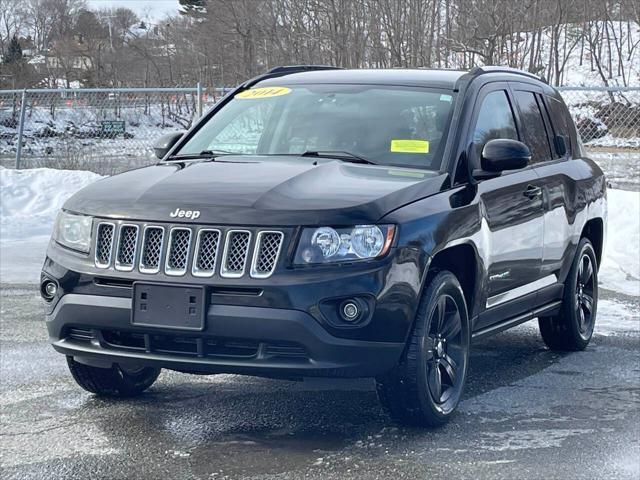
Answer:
196, 82, 203, 118
15, 89, 27, 169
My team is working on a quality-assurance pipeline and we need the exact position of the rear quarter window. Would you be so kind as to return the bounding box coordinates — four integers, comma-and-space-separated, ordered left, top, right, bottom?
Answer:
545, 95, 574, 156
513, 90, 553, 163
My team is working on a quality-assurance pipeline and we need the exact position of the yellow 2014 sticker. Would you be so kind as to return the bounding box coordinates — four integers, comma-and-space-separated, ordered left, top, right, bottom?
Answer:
390, 139, 430, 154
236, 87, 291, 99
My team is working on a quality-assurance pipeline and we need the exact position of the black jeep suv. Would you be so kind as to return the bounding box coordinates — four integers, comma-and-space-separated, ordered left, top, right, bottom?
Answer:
42, 66, 606, 426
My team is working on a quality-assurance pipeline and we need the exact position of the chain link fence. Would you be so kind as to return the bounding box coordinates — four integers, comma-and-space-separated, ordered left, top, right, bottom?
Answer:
0, 86, 638, 185
558, 87, 639, 190
0, 86, 227, 175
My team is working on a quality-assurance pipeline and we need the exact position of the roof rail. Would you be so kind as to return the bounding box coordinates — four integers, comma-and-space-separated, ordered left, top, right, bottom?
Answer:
469, 66, 547, 83
242, 65, 343, 89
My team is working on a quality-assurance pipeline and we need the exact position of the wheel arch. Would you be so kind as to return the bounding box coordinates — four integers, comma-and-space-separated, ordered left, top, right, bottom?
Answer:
581, 217, 604, 270
427, 242, 481, 317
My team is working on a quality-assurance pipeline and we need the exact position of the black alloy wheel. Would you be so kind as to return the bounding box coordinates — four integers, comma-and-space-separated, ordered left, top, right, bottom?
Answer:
376, 270, 470, 427
575, 253, 596, 339
426, 293, 466, 414
539, 237, 599, 351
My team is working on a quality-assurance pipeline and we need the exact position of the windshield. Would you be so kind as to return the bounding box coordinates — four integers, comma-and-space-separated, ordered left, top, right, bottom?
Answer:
176, 84, 455, 170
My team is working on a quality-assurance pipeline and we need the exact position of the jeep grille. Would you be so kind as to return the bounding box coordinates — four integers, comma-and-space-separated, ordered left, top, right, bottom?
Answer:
92, 222, 283, 279
193, 229, 221, 277
115, 225, 139, 271
95, 223, 115, 268
139, 227, 164, 273
251, 231, 284, 278
221, 230, 251, 278
165, 228, 192, 276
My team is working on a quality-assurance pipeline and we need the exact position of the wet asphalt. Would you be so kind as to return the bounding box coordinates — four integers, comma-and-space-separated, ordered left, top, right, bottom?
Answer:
1, 284, 638, 479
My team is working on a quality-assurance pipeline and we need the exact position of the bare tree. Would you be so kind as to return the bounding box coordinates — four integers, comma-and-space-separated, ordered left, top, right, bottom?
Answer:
4, 0, 638, 88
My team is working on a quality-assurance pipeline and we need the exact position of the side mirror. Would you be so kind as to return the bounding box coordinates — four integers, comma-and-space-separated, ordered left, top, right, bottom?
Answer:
153, 132, 184, 159
478, 139, 531, 175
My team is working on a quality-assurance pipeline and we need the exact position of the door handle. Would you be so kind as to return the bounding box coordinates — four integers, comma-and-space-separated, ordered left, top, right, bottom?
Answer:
523, 185, 542, 199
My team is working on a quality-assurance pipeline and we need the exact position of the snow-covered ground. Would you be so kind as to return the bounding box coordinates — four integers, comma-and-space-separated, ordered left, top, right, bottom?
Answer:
549, 21, 639, 87
0, 167, 103, 283
599, 189, 640, 297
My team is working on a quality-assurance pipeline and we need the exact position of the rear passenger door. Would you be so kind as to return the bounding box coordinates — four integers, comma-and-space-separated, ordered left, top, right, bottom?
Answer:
511, 84, 570, 304
469, 83, 545, 327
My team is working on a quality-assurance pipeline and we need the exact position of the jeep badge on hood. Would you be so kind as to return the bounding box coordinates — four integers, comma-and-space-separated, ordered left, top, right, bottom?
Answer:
169, 208, 200, 220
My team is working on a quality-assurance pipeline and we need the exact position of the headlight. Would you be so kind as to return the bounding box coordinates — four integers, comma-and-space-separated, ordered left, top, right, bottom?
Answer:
294, 225, 395, 265
53, 211, 93, 253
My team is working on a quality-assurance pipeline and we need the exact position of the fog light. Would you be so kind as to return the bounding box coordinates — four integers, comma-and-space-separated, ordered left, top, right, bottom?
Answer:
340, 301, 360, 322
41, 280, 58, 300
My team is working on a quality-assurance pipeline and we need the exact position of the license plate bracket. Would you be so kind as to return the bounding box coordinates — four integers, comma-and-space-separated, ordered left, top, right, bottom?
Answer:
132, 282, 206, 331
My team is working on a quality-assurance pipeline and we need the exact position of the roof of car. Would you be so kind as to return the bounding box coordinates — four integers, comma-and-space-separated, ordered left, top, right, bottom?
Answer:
255, 66, 549, 91
257, 68, 468, 89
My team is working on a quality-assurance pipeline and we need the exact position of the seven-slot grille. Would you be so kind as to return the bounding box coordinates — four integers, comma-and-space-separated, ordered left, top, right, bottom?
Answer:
93, 222, 283, 279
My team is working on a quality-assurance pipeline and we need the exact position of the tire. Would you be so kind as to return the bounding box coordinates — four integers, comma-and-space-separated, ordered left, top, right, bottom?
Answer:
376, 270, 471, 427
66, 356, 161, 397
539, 238, 598, 351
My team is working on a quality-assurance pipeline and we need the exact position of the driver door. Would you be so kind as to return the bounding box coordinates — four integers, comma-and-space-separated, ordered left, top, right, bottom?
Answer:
470, 84, 545, 326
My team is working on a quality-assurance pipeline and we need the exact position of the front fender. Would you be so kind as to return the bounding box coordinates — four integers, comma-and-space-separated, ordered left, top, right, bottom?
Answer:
382, 186, 486, 321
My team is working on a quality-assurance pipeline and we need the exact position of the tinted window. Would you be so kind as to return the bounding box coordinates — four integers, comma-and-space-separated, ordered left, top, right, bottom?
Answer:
545, 95, 573, 156
514, 90, 553, 163
472, 90, 518, 163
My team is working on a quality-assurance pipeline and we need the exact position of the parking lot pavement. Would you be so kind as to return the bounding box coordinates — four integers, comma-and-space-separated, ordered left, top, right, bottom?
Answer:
1, 284, 638, 480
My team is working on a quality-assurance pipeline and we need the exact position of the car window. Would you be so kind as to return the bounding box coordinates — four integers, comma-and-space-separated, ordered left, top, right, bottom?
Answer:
178, 84, 455, 171
545, 95, 573, 157
472, 90, 518, 164
513, 90, 553, 163
207, 101, 276, 154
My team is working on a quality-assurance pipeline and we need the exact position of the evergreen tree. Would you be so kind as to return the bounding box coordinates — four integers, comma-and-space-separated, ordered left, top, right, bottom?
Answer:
4, 36, 22, 64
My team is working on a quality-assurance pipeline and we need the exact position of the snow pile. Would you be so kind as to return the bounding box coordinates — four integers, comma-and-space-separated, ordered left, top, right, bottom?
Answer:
594, 299, 639, 336
600, 189, 640, 297
0, 167, 103, 283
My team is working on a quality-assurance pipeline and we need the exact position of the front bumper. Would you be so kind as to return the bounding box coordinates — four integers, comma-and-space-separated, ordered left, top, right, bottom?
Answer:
46, 293, 405, 378
43, 228, 430, 378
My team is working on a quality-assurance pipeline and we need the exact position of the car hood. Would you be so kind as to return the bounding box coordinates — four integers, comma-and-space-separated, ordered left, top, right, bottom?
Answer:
64, 156, 447, 226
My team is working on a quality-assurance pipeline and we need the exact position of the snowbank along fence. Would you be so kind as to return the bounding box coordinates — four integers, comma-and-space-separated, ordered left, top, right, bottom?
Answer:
0, 85, 638, 175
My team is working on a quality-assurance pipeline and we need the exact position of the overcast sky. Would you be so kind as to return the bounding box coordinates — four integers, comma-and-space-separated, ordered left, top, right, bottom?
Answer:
87, 0, 181, 20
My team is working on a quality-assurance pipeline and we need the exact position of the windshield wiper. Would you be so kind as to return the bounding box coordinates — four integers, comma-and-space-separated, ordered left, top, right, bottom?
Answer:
167, 149, 243, 161
299, 150, 377, 165
166, 149, 377, 165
